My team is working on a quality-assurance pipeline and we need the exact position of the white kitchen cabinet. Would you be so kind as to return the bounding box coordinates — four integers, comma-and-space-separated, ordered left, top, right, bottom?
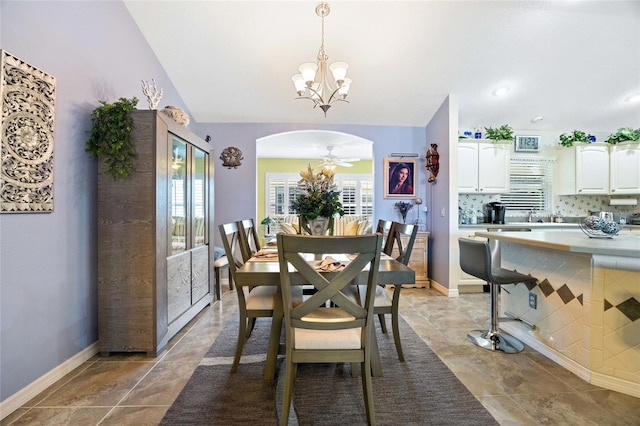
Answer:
610, 142, 640, 194
458, 140, 510, 193
555, 143, 609, 195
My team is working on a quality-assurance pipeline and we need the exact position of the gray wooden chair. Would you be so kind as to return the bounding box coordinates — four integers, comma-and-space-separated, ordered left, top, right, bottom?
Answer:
277, 233, 383, 426
376, 219, 393, 250
219, 222, 278, 372
373, 221, 418, 361
238, 218, 261, 260
458, 237, 538, 353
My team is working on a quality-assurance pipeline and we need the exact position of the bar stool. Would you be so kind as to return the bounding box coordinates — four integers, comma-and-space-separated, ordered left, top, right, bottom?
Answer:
458, 237, 537, 353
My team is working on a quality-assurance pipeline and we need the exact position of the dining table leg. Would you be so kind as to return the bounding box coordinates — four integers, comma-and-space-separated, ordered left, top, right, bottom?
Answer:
264, 287, 283, 381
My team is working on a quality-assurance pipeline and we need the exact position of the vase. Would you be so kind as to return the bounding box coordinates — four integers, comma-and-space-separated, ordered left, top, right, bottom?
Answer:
301, 216, 329, 235
160, 106, 190, 126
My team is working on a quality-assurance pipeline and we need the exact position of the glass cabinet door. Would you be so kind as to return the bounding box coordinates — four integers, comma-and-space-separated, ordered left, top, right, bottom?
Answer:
193, 147, 207, 247
170, 138, 187, 254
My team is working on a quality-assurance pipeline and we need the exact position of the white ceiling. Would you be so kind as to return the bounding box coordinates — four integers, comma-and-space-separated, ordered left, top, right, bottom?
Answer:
124, 1, 640, 138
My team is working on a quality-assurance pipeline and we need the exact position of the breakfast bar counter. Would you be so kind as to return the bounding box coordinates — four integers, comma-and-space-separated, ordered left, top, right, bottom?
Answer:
473, 230, 640, 398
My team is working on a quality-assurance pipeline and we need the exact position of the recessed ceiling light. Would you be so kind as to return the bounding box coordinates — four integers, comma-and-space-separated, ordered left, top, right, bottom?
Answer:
492, 87, 509, 97
531, 116, 544, 123
625, 93, 640, 103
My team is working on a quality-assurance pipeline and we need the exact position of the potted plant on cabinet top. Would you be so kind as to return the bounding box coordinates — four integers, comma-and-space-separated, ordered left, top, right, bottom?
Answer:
85, 97, 139, 180
558, 130, 594, 147
484, 124, 514, 143
605, 127, 640, 145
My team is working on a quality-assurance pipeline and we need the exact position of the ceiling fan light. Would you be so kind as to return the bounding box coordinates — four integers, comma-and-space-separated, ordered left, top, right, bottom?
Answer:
492, 86, 509, 97
329, 61, 349, 84
298, 63, 318, 85
625, 93, 640, 103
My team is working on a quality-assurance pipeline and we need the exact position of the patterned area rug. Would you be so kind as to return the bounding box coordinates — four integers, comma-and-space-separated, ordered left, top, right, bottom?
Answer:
161, 315, 498, 425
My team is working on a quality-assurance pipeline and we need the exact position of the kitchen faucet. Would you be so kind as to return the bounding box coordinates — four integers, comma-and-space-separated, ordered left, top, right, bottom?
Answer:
527, 208, 536, 222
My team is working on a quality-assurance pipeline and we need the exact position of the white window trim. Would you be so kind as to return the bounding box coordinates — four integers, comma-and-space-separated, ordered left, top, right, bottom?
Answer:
265, 172, 374, 219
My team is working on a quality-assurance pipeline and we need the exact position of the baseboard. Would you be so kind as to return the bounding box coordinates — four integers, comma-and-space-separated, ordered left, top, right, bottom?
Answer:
501, 323, 640, 398
430, 279, 458, 297
0, 341, 99, 420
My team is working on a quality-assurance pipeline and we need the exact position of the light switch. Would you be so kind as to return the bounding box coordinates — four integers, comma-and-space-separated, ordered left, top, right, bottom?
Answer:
440, 207, 445, 217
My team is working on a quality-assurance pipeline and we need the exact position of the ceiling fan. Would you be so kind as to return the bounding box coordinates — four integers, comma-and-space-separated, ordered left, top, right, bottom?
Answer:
317, 145, 360, 169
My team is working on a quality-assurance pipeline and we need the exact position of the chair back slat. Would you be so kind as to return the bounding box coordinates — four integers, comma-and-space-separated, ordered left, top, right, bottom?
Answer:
238, 218, 261, 261
376, 219, 394, 249
384, 222, 418, 265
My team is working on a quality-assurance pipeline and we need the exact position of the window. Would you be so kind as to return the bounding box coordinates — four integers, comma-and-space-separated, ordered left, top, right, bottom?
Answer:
265, 172, 373, 231
500, 157, 553, 214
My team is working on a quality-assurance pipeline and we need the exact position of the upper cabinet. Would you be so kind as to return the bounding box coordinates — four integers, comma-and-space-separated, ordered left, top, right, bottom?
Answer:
556, 142, 640, 195
610, 143, 640, 194
458, 140, 510, 193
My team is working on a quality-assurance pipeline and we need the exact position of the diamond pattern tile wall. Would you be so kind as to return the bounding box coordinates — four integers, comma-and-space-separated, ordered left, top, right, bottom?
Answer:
499, 241, 640, 392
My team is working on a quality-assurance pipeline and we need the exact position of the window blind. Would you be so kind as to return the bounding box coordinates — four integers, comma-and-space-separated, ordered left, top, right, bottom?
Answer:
500, 157, 554, 213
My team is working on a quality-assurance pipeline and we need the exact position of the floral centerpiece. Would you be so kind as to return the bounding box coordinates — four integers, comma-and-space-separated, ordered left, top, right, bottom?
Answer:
395, 201, 414, 223
291, 164, 344, 235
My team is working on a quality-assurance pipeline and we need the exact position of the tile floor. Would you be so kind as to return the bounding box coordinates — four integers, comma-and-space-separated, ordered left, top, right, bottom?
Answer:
2, 285, 640, 425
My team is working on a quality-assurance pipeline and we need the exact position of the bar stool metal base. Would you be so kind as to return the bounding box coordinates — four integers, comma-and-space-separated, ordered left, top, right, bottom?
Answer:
467, 329, 524, 353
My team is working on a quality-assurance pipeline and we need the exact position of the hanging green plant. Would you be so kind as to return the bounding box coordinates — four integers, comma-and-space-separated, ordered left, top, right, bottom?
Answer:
604, 127, 640, 145
558, 130, 592, 147
85, 97, 139, 180
484, 124, 514, 142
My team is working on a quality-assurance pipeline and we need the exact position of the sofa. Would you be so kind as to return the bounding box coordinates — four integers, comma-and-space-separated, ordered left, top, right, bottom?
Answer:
274, 215, 372, 236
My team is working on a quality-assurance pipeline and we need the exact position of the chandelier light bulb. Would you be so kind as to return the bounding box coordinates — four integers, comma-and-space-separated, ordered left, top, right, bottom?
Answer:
329, 61, 349, 84
298, 63, 318, 85
338, 78, 351, 98
292, 74, 306, 96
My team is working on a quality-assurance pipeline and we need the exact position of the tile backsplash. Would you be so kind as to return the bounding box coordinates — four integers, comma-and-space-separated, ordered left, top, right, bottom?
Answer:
458, 193, 640, 223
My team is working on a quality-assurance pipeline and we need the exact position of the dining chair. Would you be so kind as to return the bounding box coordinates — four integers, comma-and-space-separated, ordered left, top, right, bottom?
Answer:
372, 221, 418, 361
238, 218, 262, 260
219, 222, 278, 372
277, 233, 383, 426
376, 219, 393, 250
458, 237, 537, 353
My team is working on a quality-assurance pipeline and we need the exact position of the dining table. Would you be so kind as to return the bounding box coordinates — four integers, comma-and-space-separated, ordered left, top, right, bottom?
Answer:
233, 245, 416, 381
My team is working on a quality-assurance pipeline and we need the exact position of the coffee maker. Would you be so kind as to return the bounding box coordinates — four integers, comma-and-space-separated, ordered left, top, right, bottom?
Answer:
487, 201, 506, 224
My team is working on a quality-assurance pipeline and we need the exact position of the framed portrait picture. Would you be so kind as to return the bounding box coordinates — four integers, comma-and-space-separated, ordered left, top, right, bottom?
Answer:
384, 158, 417, 198
515, 135, 540, 152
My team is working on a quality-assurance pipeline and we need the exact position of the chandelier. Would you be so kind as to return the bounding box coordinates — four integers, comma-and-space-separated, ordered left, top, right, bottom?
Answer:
291, 2, 351, 116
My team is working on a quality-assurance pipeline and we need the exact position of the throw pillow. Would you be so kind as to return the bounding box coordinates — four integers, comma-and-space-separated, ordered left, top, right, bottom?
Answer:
344, 220, 360, 235
357, 219, 369, 235
281, 223, 297, 234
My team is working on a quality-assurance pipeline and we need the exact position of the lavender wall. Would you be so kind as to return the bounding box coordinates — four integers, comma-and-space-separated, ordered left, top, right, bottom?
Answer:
424, 95, 458, 291
0, 1, 188, 401
191, 122, 427, 246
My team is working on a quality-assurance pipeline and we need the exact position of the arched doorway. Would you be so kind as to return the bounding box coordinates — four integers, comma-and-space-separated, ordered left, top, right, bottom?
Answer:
256, 130, 374, 233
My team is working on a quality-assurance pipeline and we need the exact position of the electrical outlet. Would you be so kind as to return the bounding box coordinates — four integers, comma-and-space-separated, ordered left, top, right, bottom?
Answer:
440, 207, 445, 217
529, 292, 537, 309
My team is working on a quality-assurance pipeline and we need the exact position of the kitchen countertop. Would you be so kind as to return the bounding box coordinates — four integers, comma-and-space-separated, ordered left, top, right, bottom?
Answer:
473, 230, 640, 258
460, 222, 640, 230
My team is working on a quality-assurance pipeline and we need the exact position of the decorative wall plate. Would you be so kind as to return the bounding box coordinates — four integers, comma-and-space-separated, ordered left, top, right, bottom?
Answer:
220, 146, 243, 169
